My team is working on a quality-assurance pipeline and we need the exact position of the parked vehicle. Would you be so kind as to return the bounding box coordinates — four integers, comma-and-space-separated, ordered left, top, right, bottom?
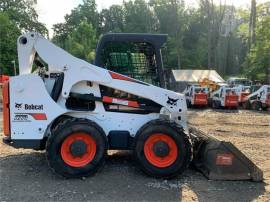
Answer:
183, 84, 208, 107
2, 32, 262, 181
235, 85, 251, 104
210, 86, 239, 109
242, 85, 270, 110
227, 77, 252, 87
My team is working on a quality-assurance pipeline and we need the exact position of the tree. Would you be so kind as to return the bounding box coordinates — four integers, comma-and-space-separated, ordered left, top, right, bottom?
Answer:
65, 21, 97, 63
53, 0, 99, 49
248, 0, 256, 49
150, 0, 187, 69
123, 0, 158, 33
244, 16, 270, 83
199, 0, 226, 69
99, 5, 125, 33
182, 9, 208, 69
0, 12, 21, 75
0, 0, 47, 35
0, 0, 47, 75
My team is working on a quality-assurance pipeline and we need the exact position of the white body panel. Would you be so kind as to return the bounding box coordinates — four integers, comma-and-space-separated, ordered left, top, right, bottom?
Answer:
8, 32, 188, 141
9, 75, 66, 139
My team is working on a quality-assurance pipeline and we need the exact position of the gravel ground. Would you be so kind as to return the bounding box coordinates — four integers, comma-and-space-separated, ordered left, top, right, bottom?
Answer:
0, 109, 269, 202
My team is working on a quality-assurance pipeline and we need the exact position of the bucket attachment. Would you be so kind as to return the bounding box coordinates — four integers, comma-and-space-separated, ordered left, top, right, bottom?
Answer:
189, 127, 263, 181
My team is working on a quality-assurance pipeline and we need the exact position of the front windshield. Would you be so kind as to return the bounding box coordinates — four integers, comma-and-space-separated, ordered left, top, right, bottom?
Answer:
226, 89, 236, 94
234, 80, 251, 86
194, 87, 208, 93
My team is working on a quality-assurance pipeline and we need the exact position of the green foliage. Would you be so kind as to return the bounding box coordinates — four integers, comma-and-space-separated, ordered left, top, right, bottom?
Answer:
0, 12, 20, 75
150, 0, 187, 68
0, 0, 48, 75
0, 0, 47, 35
123, 0, 157, 33
100, 5, 125, 33
0, 0, 268, 81
181, 9, 208, 69
244, 16, 270, 82
52, 0, 255, 77
52, 0, 99, 48
65, 21, 97, 62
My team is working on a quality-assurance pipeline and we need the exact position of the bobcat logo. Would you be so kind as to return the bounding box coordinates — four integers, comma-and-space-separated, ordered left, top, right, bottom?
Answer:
167, 97, 179, 106
15, 103, 23, 109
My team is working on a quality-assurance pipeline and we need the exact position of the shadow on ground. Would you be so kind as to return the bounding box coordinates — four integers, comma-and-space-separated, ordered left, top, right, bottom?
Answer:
0, 151, 266, 202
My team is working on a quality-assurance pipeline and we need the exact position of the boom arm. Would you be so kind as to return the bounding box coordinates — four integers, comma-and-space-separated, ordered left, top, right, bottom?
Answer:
17, 32, 187, 124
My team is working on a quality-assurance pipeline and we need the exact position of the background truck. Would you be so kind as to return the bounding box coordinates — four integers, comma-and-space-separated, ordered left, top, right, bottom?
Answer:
2, 32, 262, 181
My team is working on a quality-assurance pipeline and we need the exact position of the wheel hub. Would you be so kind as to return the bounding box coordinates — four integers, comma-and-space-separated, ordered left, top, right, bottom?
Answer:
153, 141, 170, 157
70, 140, 87, 157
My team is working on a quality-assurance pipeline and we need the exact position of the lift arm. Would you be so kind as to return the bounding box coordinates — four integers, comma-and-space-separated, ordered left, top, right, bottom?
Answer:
17, 32, 187, 125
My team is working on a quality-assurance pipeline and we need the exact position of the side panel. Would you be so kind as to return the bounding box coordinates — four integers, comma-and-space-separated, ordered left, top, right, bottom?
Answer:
69, 111, 159, 137
9, 75, 66, 140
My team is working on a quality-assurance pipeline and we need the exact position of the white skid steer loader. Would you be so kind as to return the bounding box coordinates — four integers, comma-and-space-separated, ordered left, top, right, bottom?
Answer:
2, 32, 263, 180
242, 85, 270, 110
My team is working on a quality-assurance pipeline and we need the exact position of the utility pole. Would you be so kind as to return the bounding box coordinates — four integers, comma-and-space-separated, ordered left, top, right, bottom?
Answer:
11, 60, 16, 76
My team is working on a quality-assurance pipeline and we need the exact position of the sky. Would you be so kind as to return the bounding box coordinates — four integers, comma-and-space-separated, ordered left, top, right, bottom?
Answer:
36, 0, 268, 37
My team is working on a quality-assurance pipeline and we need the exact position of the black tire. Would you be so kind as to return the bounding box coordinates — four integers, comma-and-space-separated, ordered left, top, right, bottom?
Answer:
252, 101, 262, 111
186, 99, 191, 108
262, 104, 268, 111
242, 100, 250, 109
212, 100, 216, 109
208, 98, 213, 107
212, 100, 220, 109
134, 119, 193, 178
46, 118, 107, 178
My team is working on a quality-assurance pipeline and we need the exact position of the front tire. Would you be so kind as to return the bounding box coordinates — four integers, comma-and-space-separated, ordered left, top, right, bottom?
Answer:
46, 118, 107, 178
134, 120, 192, 178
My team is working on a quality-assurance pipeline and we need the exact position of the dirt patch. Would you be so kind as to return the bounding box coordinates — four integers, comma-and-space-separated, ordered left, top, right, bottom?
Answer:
0, 109, 269, 201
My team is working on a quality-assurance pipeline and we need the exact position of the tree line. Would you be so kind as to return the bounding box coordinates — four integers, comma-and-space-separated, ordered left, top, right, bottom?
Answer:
0, 0, 269, 82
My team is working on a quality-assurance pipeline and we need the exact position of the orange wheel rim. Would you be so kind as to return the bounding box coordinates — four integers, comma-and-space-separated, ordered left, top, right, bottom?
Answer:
61, 133, 96, 167
144, 133, 178, 168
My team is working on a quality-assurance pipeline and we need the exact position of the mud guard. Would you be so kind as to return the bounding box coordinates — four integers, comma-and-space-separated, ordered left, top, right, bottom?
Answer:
189, 127, 263, 181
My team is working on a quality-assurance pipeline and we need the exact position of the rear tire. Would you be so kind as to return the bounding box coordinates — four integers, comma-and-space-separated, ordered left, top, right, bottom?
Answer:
212, 100, 220, 109
46, 118, 107, 178
242, 101, 250, 109
186, 100, 191, 108
134, 120, 192, 178
252, 101, 262, 111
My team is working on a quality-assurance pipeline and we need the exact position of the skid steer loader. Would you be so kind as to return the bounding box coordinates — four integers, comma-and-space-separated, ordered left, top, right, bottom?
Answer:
210, 86, 239, 109
183, 84, 208, 107
235, 85, 251, 105
2, 32, 262, 181
242, 85, 270, 110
